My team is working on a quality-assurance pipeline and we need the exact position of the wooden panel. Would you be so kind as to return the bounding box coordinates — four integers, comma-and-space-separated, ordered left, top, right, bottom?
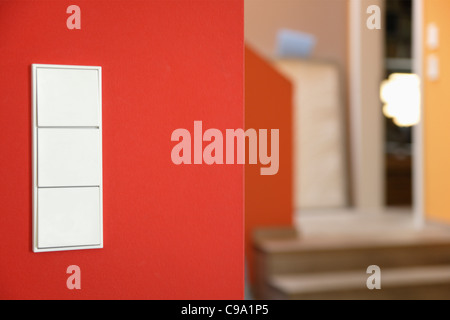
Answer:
275, 60, 348, 209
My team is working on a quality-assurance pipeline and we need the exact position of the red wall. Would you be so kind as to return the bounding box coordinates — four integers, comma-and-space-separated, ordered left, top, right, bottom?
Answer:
244, 46, 293, 282
0, 1, 243, 299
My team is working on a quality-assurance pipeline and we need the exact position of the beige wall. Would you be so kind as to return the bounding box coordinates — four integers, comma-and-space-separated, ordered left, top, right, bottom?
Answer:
348, 0, 385, 210
244, 0, 348, 68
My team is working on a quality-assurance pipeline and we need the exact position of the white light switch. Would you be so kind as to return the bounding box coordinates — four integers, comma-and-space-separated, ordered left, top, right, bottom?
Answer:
37, 67, 100, 127
427, 23, 439, 50
427, 54, 440, 81
32, 64, 103, 252
37, 187, 101, 249
38, 128, 101, 187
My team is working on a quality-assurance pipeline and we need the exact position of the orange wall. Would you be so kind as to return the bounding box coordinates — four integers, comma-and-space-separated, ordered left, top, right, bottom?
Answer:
424, 0, 450, 222
245, 46, 293, 280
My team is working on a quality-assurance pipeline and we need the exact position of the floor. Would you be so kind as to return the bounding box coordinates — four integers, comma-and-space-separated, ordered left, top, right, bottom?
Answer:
247, 207, 450, 300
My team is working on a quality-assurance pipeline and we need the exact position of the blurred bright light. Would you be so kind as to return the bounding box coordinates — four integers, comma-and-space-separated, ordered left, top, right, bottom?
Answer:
380, 73, 421, 127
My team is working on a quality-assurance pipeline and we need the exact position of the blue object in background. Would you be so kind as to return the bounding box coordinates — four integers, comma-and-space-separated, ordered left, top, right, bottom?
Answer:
276, 29, 317, 58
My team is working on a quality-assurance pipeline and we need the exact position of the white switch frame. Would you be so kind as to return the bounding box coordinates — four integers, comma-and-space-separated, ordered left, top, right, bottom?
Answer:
32, 64, 103, 253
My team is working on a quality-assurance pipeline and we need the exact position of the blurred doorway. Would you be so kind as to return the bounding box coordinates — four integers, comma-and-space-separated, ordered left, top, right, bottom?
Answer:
384, 0, 414, 207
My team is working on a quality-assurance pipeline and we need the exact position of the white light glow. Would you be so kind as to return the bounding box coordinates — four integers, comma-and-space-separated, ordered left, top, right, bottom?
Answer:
380, 73, 421, 127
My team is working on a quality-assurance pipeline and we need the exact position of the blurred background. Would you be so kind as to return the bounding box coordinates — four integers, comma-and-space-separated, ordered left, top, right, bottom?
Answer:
244, 0, 450, 300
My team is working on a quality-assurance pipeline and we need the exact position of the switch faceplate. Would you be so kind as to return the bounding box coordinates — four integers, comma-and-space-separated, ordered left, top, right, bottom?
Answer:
37, 67, 100, 127
427, 23, 439, 50
37, 187, 101, 249
32, 64, 103, 252
37, 128, 101, 187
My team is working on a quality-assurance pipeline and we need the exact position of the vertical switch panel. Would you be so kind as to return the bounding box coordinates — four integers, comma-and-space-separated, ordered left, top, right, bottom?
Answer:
32, 64, 103, 252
